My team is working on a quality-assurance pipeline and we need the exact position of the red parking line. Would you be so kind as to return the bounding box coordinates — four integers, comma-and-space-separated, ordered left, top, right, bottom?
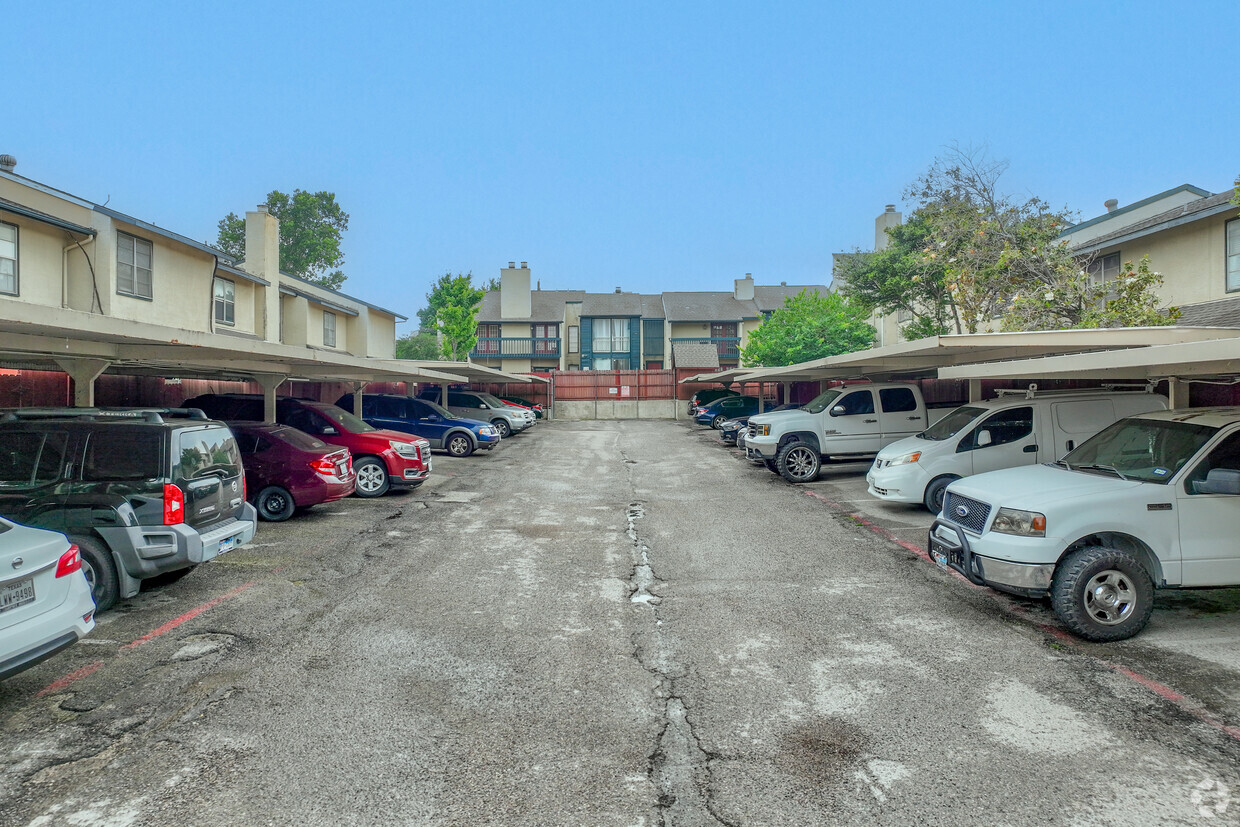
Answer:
121, 581, 256, 650
801, 489, 1240, 743
36, 660, 103, 697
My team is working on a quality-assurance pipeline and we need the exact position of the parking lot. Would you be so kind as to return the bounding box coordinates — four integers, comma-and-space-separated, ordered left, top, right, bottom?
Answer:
2, 419, 1238, 826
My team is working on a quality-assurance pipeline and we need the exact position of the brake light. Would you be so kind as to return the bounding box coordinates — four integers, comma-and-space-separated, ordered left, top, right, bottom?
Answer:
310, 457, 337, 477
164, 483, 184, 525
55, 544, 82, 578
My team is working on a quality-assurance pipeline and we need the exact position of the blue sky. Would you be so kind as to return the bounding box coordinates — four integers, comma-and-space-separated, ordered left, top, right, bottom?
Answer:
8, 1, 1237, 329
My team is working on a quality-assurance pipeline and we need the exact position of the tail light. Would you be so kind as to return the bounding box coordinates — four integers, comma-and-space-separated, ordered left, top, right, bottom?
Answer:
310, 457, 337, 477
55, 544, 82, 578
163, 483, 185, 525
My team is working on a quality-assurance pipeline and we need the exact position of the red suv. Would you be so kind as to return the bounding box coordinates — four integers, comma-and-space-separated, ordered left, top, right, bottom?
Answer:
183, 395, 431, 498
228, 422, 356, 520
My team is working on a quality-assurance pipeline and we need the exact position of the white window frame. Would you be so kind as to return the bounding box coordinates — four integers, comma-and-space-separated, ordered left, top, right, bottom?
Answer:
1087, 252, 1121, 287
0, 220, 17, 296
568, 325, 580, 354
117, 231, 153, 299
592, 318, 630, 354
1227, 218, 1240, 293
213, 277, 235, 326
323, 310, 337, 347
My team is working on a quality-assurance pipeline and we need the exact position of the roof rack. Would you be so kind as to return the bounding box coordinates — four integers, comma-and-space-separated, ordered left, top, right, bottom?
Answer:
0, 407, 209, 424
992, 382, 1157, 400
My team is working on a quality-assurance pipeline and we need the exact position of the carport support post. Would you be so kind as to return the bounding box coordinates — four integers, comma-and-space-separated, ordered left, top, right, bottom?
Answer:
782, 382, 791, 407
54, 358, 109, 407
968, 378, 982, 403
252, 375, 287, 423
351, 381, 368, 417
1167, 377, 1190, 410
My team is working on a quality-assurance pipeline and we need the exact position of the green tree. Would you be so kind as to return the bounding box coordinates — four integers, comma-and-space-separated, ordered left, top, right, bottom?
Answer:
395, 329, 441, 360
418, 272, 485, 360
214, 190, 350, 290
1002, 255, 1179, 331
740, 290, 874, 367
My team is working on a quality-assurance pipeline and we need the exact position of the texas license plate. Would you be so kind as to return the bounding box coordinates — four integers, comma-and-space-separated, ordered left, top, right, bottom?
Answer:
931, 549, 949, 571
217, 536, 236, 556
0, 577, 35, 614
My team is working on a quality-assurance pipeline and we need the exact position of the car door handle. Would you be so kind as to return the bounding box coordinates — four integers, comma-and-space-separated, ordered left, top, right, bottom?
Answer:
864, 418, 878, 423
907, 416, 920, 420
1023, 444, 1038, 453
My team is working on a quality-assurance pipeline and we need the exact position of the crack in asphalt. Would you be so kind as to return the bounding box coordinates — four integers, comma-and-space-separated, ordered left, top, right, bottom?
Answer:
622, 449, 736, 827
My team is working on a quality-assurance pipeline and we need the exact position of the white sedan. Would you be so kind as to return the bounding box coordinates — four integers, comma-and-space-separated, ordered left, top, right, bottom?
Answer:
0, 518, 96, 681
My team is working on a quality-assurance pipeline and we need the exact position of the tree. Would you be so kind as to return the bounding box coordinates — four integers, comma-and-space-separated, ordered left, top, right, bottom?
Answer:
740, 290, 874, 367
395, 330, 441, 360
214, 190, 350, 290
1002, 255, 1179, 331
418, 272, 485, 360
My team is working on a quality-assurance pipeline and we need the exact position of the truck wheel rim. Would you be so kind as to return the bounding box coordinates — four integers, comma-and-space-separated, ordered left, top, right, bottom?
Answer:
787, 447, 816, 479
1084, 570, 1135, 625
358, 464, 385, 492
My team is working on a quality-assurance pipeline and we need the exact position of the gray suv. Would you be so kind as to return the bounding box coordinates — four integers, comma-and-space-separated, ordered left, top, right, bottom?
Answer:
416, 389, 533, 438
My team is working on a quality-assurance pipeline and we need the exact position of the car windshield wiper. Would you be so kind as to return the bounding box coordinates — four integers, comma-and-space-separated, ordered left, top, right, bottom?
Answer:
1076, 463, 1129, 481
1052, 459, 1072, 470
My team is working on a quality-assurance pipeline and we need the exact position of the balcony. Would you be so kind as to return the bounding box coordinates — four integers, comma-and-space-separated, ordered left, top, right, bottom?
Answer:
670, 337, 741, 358
471, 337, 561, 359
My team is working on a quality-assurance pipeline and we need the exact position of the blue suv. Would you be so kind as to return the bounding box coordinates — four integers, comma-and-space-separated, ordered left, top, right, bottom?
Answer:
336, 393, 500, 457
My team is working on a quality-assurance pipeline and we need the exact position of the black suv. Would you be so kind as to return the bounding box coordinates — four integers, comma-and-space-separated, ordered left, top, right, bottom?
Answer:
0, 408, 257, 610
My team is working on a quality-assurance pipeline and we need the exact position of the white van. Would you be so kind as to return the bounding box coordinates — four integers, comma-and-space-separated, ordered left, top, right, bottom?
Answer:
866, 388, 1169, 512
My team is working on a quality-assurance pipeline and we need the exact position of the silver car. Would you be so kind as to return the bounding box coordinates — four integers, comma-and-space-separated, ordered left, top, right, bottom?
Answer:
1, 518, 96, 681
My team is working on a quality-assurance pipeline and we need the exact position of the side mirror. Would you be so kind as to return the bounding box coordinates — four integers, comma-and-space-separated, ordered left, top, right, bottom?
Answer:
830, 405, 846, 416
976, 430, 993, 447
1195, 468, 1240, 495
322, 426, 339, 436
426, 414, 441, 422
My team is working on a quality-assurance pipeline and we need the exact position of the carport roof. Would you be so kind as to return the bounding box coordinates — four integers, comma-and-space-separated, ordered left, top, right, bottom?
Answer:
0, 302, 467, 385
732, 327, 1240, 383
679, 368, 758, 384
401, 361, 540, 384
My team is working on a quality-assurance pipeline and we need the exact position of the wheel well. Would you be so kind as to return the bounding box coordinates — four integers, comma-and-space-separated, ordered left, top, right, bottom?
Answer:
778, 432, 820, 453
353, 453, 386, 471
447, 428, 475, 445
1058, 532, 1164, 586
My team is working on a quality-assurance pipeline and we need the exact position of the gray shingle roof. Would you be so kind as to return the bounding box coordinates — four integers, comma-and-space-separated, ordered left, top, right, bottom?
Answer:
476, 290, 585, 322
1176, 297, 1240, 328
1072, 191, 1236, 254
640, 294, 665, 318
753, 284, 828, 312
581, 292, 646, 316
661, 292, 759, 322
672, 341, 721, 369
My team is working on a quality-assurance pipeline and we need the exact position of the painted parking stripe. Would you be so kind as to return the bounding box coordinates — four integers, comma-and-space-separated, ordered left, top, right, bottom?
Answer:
35, 581, 257, 696
801, 489, 1240, 744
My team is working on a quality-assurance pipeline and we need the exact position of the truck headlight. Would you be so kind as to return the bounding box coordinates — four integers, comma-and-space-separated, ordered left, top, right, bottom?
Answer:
991, 507, 1046, 537
755, 424, 771, 436
888, 451, 921, 466
389, 440, 419, 459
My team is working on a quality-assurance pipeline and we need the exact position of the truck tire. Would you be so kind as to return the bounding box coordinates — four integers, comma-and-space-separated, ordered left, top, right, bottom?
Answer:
762, 458, 778, 473
1050, 546, 1154, 642
74, 535, 119, 611
923, 476, 958, 514
776, 441, 821, 483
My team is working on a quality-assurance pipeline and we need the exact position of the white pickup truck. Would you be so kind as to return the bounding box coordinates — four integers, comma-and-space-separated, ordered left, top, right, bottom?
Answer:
929, 406, 1240, 641
745, 382, 933, 483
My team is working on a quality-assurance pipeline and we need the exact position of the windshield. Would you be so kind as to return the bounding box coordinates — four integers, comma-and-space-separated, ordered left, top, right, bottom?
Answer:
316, 404, 377, 433
921, 406, 985, 441
423, 399, 456, 419
477, 393, 507, 408
801, 389, 843, 415
1059, 417, 1217, 484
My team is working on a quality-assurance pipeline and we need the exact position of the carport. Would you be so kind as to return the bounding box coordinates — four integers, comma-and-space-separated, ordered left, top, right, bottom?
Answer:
0, 301, 469, 420
730, 327, 1240, 407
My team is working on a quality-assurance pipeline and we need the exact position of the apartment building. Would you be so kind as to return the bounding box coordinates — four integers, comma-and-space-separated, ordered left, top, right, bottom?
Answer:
471, 263, 827, 373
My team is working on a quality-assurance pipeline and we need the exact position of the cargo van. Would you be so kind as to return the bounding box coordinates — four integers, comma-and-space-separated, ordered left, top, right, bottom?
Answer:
866, 388, 1169, 512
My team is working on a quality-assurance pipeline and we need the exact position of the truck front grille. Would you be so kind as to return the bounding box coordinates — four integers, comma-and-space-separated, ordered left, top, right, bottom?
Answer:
942, 492, 991, 534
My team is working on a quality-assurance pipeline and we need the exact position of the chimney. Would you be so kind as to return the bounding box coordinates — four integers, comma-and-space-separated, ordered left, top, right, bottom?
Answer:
244, 204, 281, 342
615, 287, 622, 293
500, 261, 532, 318
1104, 199, 1119, 213
734, 273, 755, 301
0, 155, 15, 173
875, 204, 902, 251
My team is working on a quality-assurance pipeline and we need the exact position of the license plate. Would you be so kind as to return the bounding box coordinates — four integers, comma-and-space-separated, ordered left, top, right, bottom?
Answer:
931, 549, 949, 571
0, 577, 35, 614
218, 537, 236, 556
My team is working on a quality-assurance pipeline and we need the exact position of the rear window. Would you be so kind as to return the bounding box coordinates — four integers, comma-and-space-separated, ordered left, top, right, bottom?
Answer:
0, 431, 68, 484
176, 427, 242, 481
270, 426, 328, 451
83, 430, 163, 481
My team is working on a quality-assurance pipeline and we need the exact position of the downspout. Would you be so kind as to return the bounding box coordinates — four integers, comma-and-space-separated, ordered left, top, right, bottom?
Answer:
62, 234, 96, 309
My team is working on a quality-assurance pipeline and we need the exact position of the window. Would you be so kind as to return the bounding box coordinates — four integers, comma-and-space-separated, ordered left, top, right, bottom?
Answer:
879, 387, 917, 413
592, 318, 630, 353
83, 431, 162, 481
323, 311, 337, 347
117, 232, 153, 298
476, 323, 501, 354
375, 397, 406, 419
1086, 252, 1121, 287
960, 407, 1033, 451
213, 277, 235, 325
0, 432, 66, 484
1186, 432, 1240, 494
832, 390, 874, 416
568, 325, 580, 353
532, 323, 558, 354
177, 427, 242, 481
1228, 219, 1240, 293
592, 356, 630, 370
896, 308, 912, 323
0, 221, 17, 295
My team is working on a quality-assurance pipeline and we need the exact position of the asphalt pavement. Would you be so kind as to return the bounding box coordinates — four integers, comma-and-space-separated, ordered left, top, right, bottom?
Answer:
1, 419, 1237, 826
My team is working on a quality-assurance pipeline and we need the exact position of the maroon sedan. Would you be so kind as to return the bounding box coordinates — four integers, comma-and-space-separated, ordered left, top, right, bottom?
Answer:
227, 422, 356, 521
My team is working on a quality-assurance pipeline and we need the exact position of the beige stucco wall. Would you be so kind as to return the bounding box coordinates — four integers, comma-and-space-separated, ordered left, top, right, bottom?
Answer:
308, 304, 349, 350
0, 177, 95, 232
281, 294, 309, 346
217, 276, 258, 336
104, 218, 219, 331
367, 311, 397, 358
0, 215, 65, 307
1090, 214, 1231, 308
668, 321, 714, 340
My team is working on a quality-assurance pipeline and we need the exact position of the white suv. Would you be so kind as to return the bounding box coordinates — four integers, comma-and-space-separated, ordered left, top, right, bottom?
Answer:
930, 407, 1240, 641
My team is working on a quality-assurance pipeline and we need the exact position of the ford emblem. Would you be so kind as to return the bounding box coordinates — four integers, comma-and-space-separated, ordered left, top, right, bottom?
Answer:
954, 504, 970, 519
